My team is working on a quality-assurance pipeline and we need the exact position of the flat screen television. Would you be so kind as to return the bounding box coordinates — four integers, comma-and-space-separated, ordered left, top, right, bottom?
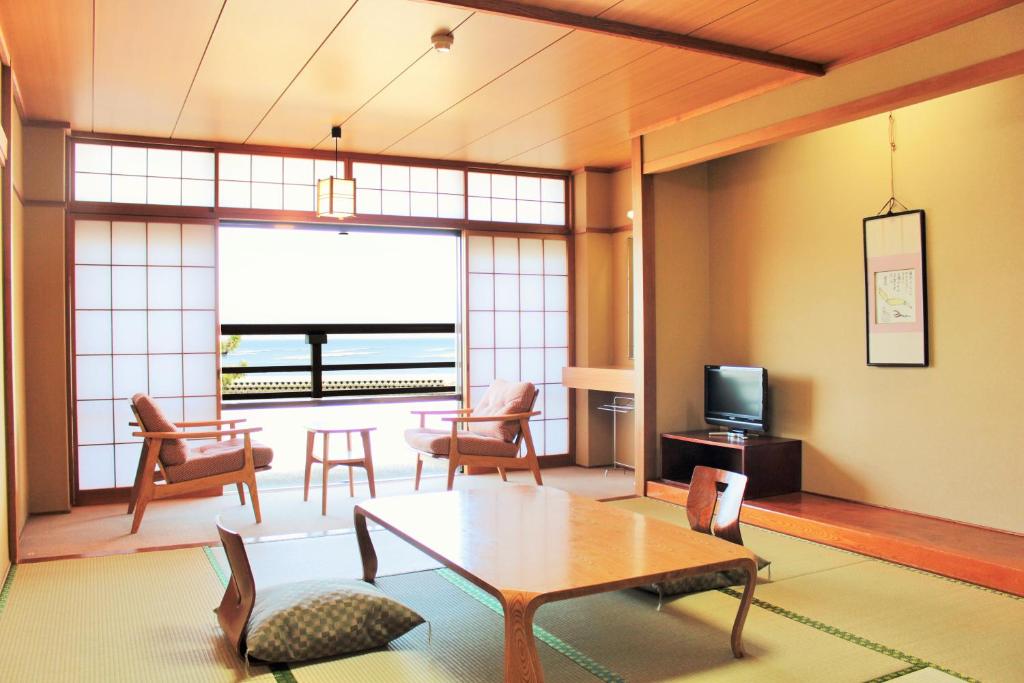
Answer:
704, 365, 768, 435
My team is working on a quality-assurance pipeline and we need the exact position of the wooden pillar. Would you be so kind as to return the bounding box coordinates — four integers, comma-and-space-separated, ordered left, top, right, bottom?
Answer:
630, 137, 656, 496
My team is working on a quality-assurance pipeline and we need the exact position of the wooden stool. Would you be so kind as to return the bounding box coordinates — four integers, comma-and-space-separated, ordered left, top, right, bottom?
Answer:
303, 426, 377, 515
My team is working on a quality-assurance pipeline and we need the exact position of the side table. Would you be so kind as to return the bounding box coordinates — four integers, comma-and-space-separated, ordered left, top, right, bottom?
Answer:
304, 426, 377, 515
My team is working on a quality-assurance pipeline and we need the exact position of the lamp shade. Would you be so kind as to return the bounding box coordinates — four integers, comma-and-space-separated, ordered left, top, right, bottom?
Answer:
316, 176, 355, 218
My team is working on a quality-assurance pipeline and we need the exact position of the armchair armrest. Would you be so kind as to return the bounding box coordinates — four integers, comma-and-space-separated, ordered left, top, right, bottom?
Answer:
441, 411, 540, 423
132, 426, 263, 440
410, 409, 473, 415
174, 419, 247, 428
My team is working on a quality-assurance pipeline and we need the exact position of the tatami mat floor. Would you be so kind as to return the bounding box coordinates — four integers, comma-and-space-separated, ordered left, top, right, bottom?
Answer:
19, 465, 635, 561
2, 494, 1020, 682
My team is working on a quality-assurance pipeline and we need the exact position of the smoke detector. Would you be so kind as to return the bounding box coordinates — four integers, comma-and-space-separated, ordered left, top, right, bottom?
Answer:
431, 30, 454, 53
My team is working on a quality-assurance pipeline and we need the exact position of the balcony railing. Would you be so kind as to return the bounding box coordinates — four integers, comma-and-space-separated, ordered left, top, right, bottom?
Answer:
220, 323, 457, 401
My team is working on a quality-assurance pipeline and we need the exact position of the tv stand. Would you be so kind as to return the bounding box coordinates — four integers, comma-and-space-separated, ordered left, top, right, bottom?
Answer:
660, 430, 801, 499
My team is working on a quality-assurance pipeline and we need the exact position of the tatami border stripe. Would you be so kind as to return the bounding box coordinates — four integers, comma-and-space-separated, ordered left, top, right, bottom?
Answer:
201, 546, 299, 683
718, 587, 979, 682
0, 564, 15, 616
437, 568, 624, 683
862, 663, 929, 683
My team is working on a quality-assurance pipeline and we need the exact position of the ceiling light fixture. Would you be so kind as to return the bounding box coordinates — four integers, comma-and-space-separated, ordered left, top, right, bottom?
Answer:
431, 30, 454, 53
316, 125, 355, 219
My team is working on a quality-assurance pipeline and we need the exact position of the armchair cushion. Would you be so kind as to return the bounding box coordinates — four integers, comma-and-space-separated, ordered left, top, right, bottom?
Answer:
164, 438, 273, 483
404, 428, 519, 458
244, 578, 424, 663
131, 393, 188, 466
467, 379, 536, 442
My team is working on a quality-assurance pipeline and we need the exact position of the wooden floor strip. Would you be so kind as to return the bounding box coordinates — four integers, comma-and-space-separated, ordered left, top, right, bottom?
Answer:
646, 480, 1024, 597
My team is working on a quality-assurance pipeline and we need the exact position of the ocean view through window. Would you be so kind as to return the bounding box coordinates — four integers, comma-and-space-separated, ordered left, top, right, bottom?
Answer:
218, 224, 460, 485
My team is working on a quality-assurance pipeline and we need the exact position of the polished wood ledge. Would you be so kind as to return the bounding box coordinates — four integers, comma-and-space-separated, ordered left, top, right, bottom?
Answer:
647, 480, 1024, 597
562, 366, 634, 393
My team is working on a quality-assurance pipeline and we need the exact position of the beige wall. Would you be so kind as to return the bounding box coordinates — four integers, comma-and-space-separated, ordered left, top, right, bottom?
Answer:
21, 126, 69, 513
700, 75, 1024, 532
652, 165, 710, 471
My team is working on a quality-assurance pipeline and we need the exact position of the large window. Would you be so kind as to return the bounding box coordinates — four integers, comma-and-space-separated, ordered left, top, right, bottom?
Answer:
218, 226, 459, 401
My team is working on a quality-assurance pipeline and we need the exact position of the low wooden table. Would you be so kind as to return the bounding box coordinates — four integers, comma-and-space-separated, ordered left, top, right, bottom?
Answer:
304, 426, 376, 515
354, 486, 757, 682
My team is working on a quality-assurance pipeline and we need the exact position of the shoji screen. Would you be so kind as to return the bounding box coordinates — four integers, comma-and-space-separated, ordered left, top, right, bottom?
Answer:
72, 219, 219, 492
466, 235, 570, 456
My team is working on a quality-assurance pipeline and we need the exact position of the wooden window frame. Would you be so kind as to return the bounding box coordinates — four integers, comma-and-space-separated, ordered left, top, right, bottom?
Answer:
67, 133, 573, 235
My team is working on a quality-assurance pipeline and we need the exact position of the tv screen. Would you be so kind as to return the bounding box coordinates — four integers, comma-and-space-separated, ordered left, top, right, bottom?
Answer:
704, 365, 767, 433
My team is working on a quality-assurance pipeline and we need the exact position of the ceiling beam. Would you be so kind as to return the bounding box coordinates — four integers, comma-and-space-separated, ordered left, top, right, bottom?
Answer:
416, 0, 827, 76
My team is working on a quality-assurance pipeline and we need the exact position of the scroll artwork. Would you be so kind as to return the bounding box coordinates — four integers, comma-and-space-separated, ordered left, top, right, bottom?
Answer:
862, 210, 928, 366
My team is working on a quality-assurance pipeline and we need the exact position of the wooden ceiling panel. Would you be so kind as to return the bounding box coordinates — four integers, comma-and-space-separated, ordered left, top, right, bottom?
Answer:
385, 30, 656, 159
93, 0, 223, 137
325, 10, 570, 154
247, 0, 470, 149
173, 0, 355, 142
778, 0, 1021, 65
452, 48, 735, 164
0, 0, 92, 125
388, 0, 755, 160
599, 0, 761, 35
503, 114, 631, 169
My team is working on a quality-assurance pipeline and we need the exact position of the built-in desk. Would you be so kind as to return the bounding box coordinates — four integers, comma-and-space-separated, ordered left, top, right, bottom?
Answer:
563, 367, 634, 468
561, 366, 634, 393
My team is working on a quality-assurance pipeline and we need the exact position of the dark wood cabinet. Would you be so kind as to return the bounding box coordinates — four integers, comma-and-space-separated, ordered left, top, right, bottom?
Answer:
660, 430, 802, 499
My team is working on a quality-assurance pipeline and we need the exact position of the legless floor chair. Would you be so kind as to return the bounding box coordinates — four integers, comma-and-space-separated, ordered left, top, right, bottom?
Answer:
404, 378, 542, 491
127, 393, 273, 533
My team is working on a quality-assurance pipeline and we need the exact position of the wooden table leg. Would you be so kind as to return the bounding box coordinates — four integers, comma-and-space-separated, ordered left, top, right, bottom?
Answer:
730, 557, 758, 658
321, 432, 331, 516
354, 509, 378, 583
502, 592, 544, 683
361, 429, 376, 498
303, 431, 314, 502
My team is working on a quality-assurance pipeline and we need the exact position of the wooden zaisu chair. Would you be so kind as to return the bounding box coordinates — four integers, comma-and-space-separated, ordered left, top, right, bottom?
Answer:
404, 378, 543, 491
127, 393, 273, 533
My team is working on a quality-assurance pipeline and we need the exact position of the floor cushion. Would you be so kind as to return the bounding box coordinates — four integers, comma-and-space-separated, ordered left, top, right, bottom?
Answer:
245, 579, 424, 663
640, 553, 771, 598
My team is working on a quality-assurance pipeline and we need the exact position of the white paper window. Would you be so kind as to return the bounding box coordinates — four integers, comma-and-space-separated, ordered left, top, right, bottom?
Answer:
467, 172, 566, 226
465, 235, 570, 455
353, 162, 464, 219
74, 143, 214, 207
72, 220, 219, 490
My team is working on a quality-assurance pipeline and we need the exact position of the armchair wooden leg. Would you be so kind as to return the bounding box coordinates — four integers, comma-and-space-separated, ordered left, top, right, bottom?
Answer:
529, 456, 543, 486
236, 482, 246, 505
127, 442, 149, 514
446, 455, 459, 491
497, 466, 508, 482
303, 431, 314, 502
348, 465, 355, 498
414, 453, 424, 491
247, 476, 262, 524
130, 479, 153, 534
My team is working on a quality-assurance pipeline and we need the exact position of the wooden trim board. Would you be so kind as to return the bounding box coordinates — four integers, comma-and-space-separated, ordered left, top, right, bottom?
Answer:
646, 480, 1024, 597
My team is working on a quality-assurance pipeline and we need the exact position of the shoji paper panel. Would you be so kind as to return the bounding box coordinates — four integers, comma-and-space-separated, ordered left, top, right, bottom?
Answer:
72, 219, 219, 490
466, 234, 570, 456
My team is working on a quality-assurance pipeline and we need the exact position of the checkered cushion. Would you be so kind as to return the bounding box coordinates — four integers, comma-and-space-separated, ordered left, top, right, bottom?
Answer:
641, 553, 771, 597
403, 428, 520, 457
131, 393, 188, 466
163, 438, 273, 483
244, 579, 424, 663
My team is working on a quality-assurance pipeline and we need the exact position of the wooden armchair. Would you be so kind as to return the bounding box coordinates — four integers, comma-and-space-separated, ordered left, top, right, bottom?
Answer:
404, 379, 542, 491
127, 393, 274, 533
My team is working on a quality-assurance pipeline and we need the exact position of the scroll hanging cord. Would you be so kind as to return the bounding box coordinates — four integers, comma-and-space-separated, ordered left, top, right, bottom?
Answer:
876, 112, 909, 216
